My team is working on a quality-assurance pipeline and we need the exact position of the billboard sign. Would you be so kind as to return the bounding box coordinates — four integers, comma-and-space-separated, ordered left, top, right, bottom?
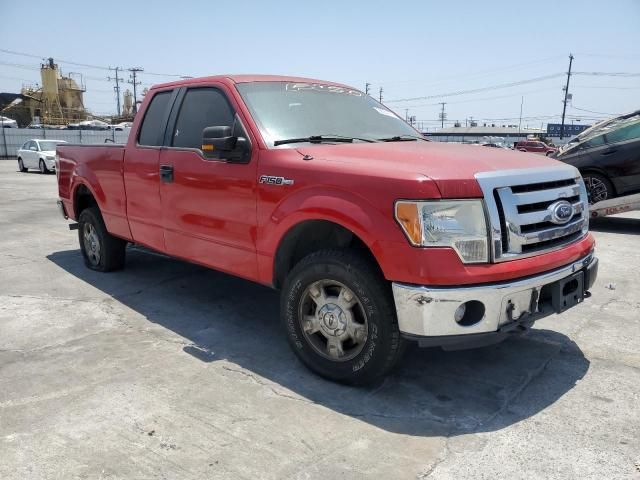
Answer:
546, 123, 591, 138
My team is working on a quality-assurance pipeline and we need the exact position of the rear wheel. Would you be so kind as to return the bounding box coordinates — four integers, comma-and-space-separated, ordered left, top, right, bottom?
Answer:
281, 249, 404, 385
78, 207, 126, 272
17, 158, 27, 172
583, 172, 614, 204
39, 159, 49, 174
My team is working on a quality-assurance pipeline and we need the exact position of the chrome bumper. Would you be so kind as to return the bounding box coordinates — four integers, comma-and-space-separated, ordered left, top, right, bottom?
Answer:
392, 253, 597, 340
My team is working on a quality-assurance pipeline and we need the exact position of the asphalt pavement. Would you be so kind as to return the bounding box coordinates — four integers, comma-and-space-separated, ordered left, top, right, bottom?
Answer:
0, 161, 638, 479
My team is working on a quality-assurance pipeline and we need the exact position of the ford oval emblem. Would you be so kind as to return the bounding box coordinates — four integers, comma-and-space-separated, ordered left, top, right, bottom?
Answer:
549, 200, 574, 224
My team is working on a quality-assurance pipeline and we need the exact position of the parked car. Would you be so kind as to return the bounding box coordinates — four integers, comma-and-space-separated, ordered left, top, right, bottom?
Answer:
482, 142, 508, 149
553, 110, 640, 203
0, 115, 18, 128
111, 122, 133, 131
17, 139, 67, 174
67, 120, 110, 130
514, 140, 557, 156
56, 75, 597, 384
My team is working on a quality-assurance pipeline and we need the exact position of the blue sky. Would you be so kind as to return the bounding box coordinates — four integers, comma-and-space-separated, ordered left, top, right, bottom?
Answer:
1, 0, 639, 129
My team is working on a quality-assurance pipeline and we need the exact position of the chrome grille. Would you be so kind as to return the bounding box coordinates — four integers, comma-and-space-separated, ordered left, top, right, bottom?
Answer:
475, 166, 589, 262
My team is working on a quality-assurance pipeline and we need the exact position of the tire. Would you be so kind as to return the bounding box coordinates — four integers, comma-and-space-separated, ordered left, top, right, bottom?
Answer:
39, 159, 50, 174
582, 172, 615, 204
17, 158, 27, 172
78, 207, 126, 272
281, 249, 404, 385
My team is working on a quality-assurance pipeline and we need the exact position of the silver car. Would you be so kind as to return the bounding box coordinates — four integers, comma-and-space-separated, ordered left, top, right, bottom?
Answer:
17, 139, 67, 174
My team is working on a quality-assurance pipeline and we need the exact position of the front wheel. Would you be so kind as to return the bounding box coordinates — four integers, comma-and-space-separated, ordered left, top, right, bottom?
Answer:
39, 159, 50, 174
583, 172, 615, 204
17, 158, 27, 172
281, 249, 404, 385
78, 207, 126, 272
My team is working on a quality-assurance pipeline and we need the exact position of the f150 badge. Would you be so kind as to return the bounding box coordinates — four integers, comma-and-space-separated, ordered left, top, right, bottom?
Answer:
259, 175, 294, 186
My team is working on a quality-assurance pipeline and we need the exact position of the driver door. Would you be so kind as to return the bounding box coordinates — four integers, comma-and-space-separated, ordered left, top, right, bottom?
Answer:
159, 85, 259, 280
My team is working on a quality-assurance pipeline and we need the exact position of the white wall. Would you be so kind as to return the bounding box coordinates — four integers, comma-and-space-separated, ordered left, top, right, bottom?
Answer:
0, 128, 130, 158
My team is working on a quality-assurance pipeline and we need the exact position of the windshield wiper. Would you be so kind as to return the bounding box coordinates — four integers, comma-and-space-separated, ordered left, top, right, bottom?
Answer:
273, 134, 376, 146
377, 134, 429, 142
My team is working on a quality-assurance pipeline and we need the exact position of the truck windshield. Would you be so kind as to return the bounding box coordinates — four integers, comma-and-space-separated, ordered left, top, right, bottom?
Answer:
236, 82, 421, 147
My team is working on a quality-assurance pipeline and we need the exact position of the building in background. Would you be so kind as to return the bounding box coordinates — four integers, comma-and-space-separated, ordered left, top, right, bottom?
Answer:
1, 58, 88, 127
424, 125, 547, 145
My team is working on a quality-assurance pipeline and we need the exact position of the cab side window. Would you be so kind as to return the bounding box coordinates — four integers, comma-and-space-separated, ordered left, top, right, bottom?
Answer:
605, 122, 640, 144
171, 88, 234, 150
138, 90, 173, 146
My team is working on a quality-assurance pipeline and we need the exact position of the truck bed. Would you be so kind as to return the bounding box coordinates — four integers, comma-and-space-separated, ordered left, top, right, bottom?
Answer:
57, 144, 131, 239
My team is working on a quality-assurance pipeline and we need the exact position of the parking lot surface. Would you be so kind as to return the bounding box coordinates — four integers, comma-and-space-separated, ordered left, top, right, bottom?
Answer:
1, 161, 639, 479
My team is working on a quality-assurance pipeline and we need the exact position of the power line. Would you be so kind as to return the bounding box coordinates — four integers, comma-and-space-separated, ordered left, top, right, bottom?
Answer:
0, 48, 192, 78
386, 73, 565, 103
570, 105, 622, 116
371, 55, 566, 87
574, 71, 640, 77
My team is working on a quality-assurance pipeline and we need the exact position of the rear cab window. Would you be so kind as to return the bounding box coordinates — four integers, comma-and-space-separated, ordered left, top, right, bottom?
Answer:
138, 90, 173, 146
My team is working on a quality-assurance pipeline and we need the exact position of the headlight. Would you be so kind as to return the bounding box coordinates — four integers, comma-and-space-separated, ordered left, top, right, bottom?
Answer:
46, 155, 55, 160
395, 200, 489, 263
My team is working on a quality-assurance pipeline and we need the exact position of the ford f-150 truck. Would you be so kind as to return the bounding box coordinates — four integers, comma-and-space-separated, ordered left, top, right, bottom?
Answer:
56, 75, 598, 384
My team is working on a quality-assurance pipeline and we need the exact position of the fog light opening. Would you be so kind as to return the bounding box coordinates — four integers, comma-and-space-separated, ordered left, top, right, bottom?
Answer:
454, 300, 485, 327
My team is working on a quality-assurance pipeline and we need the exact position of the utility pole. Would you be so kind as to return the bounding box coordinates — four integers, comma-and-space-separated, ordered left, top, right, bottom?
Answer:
405, 109, 409, 122
379, 87, 383, 103
108, 67, 122, 116
128, 67, 144, 114
365, 82, 371, 95
560, 53, 574, 140
518, 96, 524, 139
439, 102, 447, 128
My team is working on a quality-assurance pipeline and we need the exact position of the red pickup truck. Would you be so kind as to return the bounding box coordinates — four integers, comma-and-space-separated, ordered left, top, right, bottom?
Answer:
56, 75, 598, 384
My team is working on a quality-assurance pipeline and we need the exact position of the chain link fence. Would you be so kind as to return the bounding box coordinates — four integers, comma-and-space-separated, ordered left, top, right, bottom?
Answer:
0, 128, 130, 158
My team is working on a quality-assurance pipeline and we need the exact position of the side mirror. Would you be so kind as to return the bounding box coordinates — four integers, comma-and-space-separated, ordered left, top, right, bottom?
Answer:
201, 125, 249, 162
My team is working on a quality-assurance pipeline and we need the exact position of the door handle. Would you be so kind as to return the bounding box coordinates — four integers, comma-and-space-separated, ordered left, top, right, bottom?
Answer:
160, 164, 174, 183
602, 149, 617, 156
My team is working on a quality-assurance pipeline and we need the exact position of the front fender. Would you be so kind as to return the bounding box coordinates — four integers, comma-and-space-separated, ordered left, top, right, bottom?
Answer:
256, 185, 408, 283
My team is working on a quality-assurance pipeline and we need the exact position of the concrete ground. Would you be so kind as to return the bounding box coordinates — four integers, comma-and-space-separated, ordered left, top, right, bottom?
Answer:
0, 160, 638, 480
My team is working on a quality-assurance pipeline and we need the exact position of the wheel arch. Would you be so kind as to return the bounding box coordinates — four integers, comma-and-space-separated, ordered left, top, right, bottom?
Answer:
272, 219, 381, 289
72, 182, 100, 219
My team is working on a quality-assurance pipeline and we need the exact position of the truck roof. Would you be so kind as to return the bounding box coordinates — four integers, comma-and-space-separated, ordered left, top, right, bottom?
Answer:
151, 74, 352, 91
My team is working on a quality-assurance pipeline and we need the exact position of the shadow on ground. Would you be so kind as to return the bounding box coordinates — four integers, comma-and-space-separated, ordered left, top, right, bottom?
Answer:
48, 247, 589, 437
590, 215, 640, 235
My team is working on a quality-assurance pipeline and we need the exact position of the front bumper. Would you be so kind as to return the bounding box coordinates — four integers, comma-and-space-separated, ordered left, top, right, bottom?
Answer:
392, 253, 598, 349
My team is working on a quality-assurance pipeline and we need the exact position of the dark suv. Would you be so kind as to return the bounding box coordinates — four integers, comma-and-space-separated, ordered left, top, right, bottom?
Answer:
553, 110, 640, 203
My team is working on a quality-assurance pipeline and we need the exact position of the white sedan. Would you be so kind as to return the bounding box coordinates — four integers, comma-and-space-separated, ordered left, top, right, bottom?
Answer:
0, 116, 18, 128
17, 139, 67, 174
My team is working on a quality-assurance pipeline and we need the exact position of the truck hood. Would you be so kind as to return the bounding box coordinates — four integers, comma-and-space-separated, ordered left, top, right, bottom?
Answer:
296, 141, 567, 197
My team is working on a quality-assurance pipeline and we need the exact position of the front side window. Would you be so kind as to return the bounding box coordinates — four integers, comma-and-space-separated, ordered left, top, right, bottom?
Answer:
138, 90, 173, 146
236, 81, 419, 147
172, 88, 235, 149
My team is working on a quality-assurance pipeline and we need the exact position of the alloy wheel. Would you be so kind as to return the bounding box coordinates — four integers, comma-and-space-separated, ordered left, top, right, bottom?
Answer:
83, 223, 101, 266
298, 279, 369, 362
